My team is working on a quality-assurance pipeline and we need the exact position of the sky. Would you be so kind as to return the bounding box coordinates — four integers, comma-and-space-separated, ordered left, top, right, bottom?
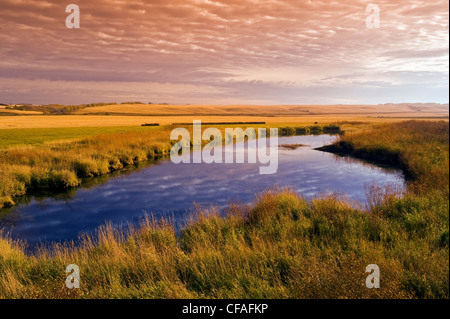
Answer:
0, 0, 448, 105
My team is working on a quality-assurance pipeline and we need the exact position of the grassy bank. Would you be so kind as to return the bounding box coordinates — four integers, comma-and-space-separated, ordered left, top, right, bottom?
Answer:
0, 127, 174, 208
0, 126, 169, 149
0, 120, 448, 299
0, 186, 447, 299
0, 124, 340, 209
318, 121, 449, 196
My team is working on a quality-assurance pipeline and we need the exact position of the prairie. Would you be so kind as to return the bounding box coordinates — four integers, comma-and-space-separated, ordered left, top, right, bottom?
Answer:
72, 103, 449, 117
0, 127, 174, 208
0, 120, 448, 299
0, 126, 164, 148
1, 103, 447, 130
0, 109, 43, 116
0, 123, 341, 209
0, 110, 448, 299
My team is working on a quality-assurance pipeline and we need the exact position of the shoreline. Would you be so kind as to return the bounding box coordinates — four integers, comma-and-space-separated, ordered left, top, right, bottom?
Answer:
0, 125, 342, 210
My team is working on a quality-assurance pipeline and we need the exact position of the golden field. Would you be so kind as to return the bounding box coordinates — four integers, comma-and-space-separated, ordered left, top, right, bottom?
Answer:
0, 109, 43, 116
1, 103, 447, 129
72, 103, 449, 117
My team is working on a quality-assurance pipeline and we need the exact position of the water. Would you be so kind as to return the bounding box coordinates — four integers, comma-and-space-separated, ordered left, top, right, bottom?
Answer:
0, 135, 405, 245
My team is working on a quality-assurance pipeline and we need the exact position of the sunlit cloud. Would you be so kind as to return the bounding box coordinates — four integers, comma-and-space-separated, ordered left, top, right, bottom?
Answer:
0, 0, 448, 104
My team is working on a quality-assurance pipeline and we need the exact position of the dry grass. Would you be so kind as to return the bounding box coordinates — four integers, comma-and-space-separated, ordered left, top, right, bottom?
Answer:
0, 120, 448, 299
0, 103, 447, 129
0, 123, 340, 208
0, 128, 175, 208
0, 115, 373, 129
0, 186, 447, 299
73, 103, 449, 117
0, 109, 43, 115
322, 121, 449, 196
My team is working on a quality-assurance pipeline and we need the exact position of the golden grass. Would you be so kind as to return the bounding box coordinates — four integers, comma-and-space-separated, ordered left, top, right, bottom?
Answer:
0, 103, 447, 129
73, 103, 449, 117
0, 109, 43, 115
0, 123, 340, 208
0, 185, 447, 299
0, 126, 166, 148
0, 120, 448, 299
1, 115, 447, 130
322, 121, 449, 196
0, 128, 175, 208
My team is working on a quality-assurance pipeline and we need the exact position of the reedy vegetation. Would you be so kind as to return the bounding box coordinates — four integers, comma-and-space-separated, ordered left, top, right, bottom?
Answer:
0, 120, 448, 299
0, 128, 174, 208
0, 124, 339, 209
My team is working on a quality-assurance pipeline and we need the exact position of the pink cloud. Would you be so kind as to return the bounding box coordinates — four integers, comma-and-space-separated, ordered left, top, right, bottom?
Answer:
0, 0, 448, 104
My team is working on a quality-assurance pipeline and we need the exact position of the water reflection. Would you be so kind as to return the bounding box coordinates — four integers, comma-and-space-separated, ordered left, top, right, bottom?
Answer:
0, 135, 405, 245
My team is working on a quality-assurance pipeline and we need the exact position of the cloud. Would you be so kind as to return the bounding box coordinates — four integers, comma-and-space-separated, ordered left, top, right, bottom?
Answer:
0, 0, 448, 104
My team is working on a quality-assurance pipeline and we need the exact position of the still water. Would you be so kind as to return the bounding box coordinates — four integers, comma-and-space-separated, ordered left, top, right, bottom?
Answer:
0, 135, 405, 245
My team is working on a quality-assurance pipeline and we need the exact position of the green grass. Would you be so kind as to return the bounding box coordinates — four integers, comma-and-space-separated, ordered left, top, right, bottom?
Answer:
0, 127, 177, 208
0, 124, 341, 208
0, 187, 447, 299
0, 120, 448, 299
0, 112, 20, 117
0, 124, 339, 149
0, 126, 164, 148
319, 120, 449, 196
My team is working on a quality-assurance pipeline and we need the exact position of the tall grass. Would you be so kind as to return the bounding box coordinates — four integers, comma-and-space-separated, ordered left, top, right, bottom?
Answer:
0, 120, 448, 299
0, 124, 342, 209
0, 186, 447, 299
320, 121, 449, 196
0, 126, 168, 148
0, 129, 174, 208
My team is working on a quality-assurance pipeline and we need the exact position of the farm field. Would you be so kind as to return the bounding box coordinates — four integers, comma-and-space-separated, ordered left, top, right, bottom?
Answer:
1, 103, 448, 130
72, 103, 449, 117
0, 126, 163, 148
0, 109, 43, 116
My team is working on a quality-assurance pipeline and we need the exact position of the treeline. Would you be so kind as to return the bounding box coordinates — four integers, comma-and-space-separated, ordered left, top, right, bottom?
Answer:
6, 101, 176, 114
6, 101, 164, 114
7, 102, 119, 114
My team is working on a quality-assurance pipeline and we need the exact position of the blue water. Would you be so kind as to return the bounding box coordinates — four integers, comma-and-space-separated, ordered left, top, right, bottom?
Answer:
0, 135, 405, 245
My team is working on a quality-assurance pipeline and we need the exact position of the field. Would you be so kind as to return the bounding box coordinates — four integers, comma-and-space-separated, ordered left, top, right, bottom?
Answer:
0, 122, 341, 209
0, 126, 164, 148
0, 104, 448, 299
72, 103, 449, 117
1, 103, 448, 129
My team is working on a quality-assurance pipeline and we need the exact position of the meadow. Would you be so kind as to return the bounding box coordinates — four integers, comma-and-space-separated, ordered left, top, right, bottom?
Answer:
0, 127, 174, 208
1, 103, 448, 129
0, 126, 164, 148
0, 122, 340, 209
0, 106, 448, 299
